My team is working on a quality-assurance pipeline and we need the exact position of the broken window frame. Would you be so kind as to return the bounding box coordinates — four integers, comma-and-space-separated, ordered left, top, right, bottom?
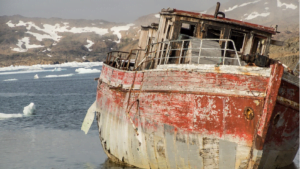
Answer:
251, 34, 267, 55
204, 25, 223, 45
179, 21, 197, 38
228, 29, 247, 53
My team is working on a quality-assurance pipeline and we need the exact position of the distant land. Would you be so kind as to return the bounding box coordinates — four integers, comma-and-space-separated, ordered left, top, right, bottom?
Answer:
0, 0, 298, 68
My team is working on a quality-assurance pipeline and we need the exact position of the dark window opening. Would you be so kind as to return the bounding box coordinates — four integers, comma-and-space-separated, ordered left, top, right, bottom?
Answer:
251, 36, 266, 55
207, 28, 221, 38
228, 30, 245, 52
180, 23, 196, 37
206, 28, 221, 42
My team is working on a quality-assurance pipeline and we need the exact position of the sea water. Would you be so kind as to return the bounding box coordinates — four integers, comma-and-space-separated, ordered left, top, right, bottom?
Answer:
0, 63, 118, 169
0, 63, 298, 169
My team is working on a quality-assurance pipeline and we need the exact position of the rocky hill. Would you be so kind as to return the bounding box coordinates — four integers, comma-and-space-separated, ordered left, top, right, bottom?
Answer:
0, 15, 145, 67
0, 0, 298, 68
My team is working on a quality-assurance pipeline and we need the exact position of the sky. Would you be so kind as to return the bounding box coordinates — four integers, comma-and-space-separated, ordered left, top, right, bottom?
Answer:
0, 0, 229, 23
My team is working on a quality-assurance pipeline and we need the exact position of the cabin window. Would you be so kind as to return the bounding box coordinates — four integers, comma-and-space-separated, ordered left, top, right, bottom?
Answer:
180, 23, 196, 37
228, 30, 245, 52
251, 36, 266, 55
206, 28, 221, 42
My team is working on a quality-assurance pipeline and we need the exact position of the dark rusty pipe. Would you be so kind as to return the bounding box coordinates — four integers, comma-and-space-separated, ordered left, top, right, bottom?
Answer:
214, 2, 221, 18
214, 2, 225, 18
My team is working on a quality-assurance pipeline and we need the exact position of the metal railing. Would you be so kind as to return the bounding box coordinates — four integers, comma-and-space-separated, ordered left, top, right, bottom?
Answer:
136, 38, 242, 70
106, 49, 145, 70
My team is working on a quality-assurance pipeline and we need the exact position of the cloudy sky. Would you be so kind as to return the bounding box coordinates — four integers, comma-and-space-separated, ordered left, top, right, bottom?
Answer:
0, 0, 229, 22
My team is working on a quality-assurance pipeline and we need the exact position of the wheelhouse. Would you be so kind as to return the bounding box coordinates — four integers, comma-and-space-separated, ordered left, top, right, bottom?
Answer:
105, 5, 282, 71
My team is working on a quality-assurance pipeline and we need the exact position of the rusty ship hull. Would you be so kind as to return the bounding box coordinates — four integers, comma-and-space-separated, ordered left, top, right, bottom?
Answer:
94, 63, 299, 169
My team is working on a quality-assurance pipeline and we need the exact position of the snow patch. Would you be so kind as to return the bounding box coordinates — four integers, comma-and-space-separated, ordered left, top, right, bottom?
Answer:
244, 12, 270, 20
47, 54, 52, 57
12, 37, 44, 52
75, 68, 101, 74
277, 0, 298, 9
110, 24, 134, 43
84, 39, 94, 51
225, 0, 261, 12
225, 5, 238, 12
239, 0, 261, 7
6, 20, 109, 51
6, 20, 15, 27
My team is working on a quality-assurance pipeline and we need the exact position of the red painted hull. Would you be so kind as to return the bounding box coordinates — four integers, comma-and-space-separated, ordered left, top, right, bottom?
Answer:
95, 63, 299, 169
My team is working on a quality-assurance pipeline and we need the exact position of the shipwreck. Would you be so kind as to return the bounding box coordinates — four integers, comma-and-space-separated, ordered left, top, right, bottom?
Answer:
82, 3, 299, 169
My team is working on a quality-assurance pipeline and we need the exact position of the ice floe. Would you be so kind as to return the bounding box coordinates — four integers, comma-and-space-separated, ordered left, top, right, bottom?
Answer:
110, 24, 134, 43
3, 78, 18, 81
34, 74, 39, 79
23, 103, 36, 116
51, 67, 65, 71
75, 68, 101, 74
45, 74, 74, 78
0, 102, 36, 119
0, 62, 103, 72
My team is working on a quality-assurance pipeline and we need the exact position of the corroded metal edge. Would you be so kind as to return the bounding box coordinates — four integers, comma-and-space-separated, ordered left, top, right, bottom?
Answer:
276, 96, 299, 110
282, 71, 299, 87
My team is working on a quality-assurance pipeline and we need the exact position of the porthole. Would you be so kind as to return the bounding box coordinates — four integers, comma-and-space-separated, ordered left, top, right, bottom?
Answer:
244, 107, 254, 120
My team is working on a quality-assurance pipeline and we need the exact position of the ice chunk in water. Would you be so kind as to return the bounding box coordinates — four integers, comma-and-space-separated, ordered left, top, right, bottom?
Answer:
34, 74, 39, 79
23, 102, 36, 116
0, 102, 36, 119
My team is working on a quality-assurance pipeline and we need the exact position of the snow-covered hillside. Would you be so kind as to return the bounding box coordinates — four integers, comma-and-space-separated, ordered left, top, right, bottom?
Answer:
0, 15, 142, 66
206, 0, 298, 27
5, 19, 135, 53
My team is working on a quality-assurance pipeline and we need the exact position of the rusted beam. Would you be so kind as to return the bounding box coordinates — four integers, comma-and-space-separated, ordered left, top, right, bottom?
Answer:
276, 96, 299, 110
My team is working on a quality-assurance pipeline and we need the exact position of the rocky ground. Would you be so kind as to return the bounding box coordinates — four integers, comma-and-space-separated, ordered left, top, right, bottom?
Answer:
0, 14, 156, 67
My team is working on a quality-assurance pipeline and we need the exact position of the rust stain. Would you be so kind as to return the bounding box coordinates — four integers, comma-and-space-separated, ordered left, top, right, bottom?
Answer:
214, 66, 220, 73
276, 96, 299, 110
